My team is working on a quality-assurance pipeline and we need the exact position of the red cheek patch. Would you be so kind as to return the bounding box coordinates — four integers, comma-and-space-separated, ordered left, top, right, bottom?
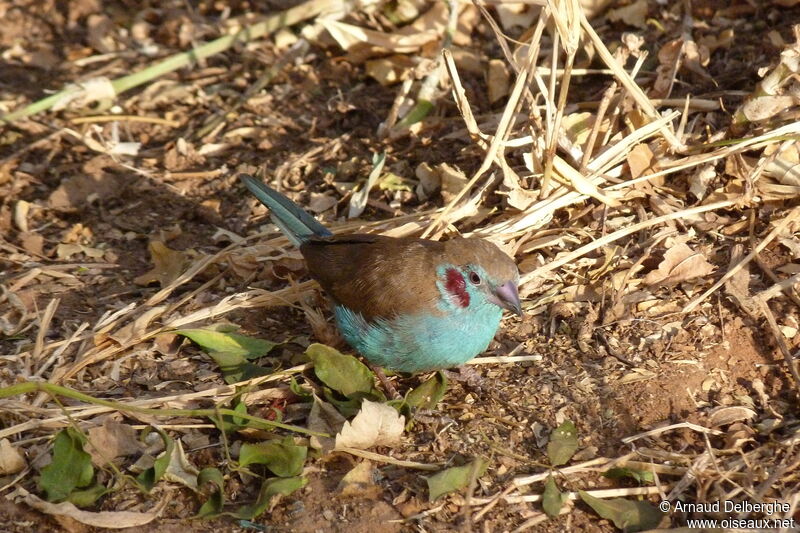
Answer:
445, 268, 470, 308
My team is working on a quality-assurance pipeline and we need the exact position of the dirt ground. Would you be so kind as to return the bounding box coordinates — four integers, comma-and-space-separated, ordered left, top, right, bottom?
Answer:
2, 0, 800, 532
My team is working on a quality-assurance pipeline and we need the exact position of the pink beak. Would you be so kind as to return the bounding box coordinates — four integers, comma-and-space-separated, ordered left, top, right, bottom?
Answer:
490, 281, 522, 316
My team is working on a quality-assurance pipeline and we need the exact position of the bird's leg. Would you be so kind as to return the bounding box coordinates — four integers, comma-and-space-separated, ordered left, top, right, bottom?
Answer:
369, 363, 401, 400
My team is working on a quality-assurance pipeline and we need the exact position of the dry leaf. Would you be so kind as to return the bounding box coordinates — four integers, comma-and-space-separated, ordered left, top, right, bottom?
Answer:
308, 193, 338, 214
21, 490, 164, 528
688, 165, 716, 200
439, 163, 468, 203
495, 3, 537, 30
47, 157, 124, 209
723, 422, 756, 450
644, 243, 715, 286
365, 55, 415, 85
741, 95, 797, 122
708, 406, 757, 427
109, 306, 167, 345
335, 400, 405, 450
56, 243, 105, 260
606, 0, 649, 28
13, 200, 30, 232
18, 232, 44, 256
338, 461, 378, 496
87, 420, 144, 466
133, 241, 192, 287
763, 142, 800, 185
487, 59, 510, 104
451, 47, 482, 74
627, 144, 657, 179
163, 440, 199, 489
507, 188, 539, 211
0, 438, 27, 475
308, 395, 347, 453
415, 162, 441, 200
320, 18, 438, 54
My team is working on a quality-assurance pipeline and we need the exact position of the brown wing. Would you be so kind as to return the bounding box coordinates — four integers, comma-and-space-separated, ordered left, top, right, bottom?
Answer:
299, 234, 445, 321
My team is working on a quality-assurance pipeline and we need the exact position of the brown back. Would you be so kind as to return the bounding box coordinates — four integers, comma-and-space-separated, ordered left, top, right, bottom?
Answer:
299, 234, 517, 321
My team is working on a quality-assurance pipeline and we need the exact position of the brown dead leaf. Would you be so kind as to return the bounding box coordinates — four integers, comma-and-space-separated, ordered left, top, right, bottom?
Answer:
626, 144, 657, 179
606, 0, 649, 28
308, 395, 347, 453
446, 47, 481, 75
507, 188, 539, 211
763, 142, 800, 185
723, 422, 756, 450
740, 95, 797, 122
86, 14, 118, 53
320, 19, 438, 55
308, 193, 337, 214
415, 162, 441, 200
153, 332, 182, 356
365, 55, 415, 85
13, 200, 30, 232
133, 241, 192, 287
438, 163, 468, 203
21, 490, 165, 529
487, 59, 510, 104
48, 156, 124, 209
163, 440, 199, 489
338, 461, 379, 497
109, 306, 167, 345
0, 438, 27, 475
495, 3, 537, 30
18, 232, 44, 256
335, 400, 405, 450
707, 406, 757, 427
688, 165, 716, 200
644, 243, 715, 286
86, 420, 144, 466
56, 243, 105, 260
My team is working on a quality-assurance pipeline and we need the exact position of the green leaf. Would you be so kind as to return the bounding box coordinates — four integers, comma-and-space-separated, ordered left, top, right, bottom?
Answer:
406, 371, 448, 409
231, 476, 307, 520
196, 467, 225, 518
66, 483, 110, 507
239, 438, 307, 478
426, 458, 488, 502
322, 387, 363, 418
307, 344, 376, 399
175, 328, 277, 383
547, 420, 578, 467
205, 350, 272, 384
579, 491, 664, 532
542, 475, 566, 518
398, 99, 434, 128
176, 328, 278, 359
212, 400, 250, 433
39, 428, 94, 501
289, 377, 312, 400
603, 467, 654, 485
379, 173, 413, 192
136, 428, 175, 492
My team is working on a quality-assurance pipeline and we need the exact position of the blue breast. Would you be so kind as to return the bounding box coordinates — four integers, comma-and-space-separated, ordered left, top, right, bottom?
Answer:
333, 300, 503, 373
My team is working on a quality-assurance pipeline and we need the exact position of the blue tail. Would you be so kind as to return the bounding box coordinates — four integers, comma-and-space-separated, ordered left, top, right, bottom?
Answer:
239, 174, 332, 246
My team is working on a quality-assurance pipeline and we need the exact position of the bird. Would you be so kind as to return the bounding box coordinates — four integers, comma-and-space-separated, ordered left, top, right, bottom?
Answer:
239, 173, 522, 375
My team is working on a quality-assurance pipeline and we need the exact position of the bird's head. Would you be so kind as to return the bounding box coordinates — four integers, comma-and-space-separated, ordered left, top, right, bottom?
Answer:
437, 239, 522, 316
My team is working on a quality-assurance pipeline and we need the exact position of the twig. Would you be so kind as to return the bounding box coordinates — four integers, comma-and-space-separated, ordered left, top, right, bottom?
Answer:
684, 205, 800, 313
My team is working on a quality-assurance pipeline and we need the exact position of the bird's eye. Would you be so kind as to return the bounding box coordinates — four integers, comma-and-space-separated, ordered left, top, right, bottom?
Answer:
469, 271, 481, 285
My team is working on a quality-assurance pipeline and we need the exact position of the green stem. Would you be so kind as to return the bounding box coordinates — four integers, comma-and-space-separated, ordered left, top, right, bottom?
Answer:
0, 381, 326, 437
1, 0, 330, 123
